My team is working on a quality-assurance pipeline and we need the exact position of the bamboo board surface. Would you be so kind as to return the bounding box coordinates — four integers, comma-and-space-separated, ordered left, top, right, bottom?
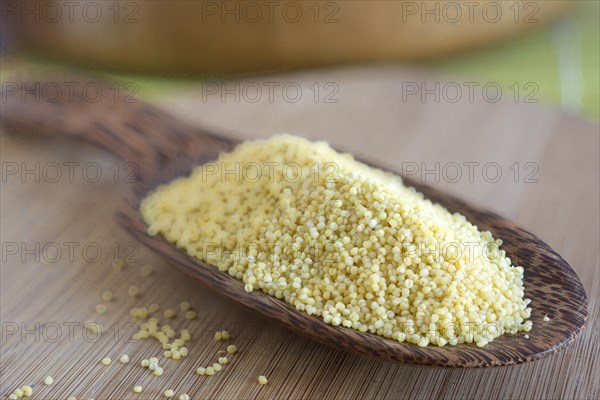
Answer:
1, 66, 598, 399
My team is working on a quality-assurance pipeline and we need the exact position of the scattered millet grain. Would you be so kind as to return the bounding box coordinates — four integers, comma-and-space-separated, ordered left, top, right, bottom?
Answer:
67, 397, 76, 400
101, 291, 114, 302
218, 356, 228, 365
543, 315, 550, 322
181, 329, 192, 341
14, 389, 23, 398
119, 354, 130, 364
113, 259, 125, 270
212, 363, 222, 372
22, 386, 33, 397
44, 376, 54, 385
141, 264, 155, 277
133, 385, 143, 393
141, 135, 532, 347
179, 395, 190, 400
83, 320, 102, 335
258, 376, 268, 385
101, 357, 111, 366
205, 367, 215, 376
94, 304, 107, 315
9, 394, 17, 400
227, 345, 237, 354
163, 309, 176, 319
214, 331, 222, 341
140, 359, 150, 367
180, 301, 191, 311
196, 367, 206, 375
221, 331, 231, 340
149, 303, 160, 313
128, 285, 141, 298
184, 311, 197, 320
164, 390, 175, 398
154, 367, 164, 376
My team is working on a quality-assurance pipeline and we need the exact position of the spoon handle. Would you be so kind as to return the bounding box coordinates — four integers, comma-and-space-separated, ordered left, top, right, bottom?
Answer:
1, 74, 233, 181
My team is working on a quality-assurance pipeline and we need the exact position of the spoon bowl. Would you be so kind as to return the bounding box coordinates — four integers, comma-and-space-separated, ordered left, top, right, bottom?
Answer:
1, 76, 588, 367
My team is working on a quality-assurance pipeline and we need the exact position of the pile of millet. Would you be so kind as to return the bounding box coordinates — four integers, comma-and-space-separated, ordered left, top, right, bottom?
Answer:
141, 135, 532, 347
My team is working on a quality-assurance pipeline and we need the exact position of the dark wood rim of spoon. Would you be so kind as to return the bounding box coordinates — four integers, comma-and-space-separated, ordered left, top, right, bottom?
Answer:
1, 76, 588, 367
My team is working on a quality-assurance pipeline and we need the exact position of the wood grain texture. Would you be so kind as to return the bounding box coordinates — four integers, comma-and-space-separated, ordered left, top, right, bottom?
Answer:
3, 64, 597, 398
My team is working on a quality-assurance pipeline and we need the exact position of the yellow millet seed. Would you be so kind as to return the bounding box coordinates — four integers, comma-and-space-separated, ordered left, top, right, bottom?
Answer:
185, 311, 197, 320
214, 331, 222, 341
212, 363, 222, 372
163, 309, 176, 319
113, 259, 125, 270
227, 345, 237, 354
180, 301, 191, 311
543, 315, 550, 322
94, 304, 107, 315
164, 390, 175, 398
140, 135, 532, 347
67, 397, 76, 400
141, 359, 150, 367
119, 354, 130, 364
141, 264, 155, 277
84, 320, 102, 335
101, 291, 114, 302
180, 329, 191, 342
22, 386, 33, 397
14, 389, 23, 398
218, 356, 228, 365
9, 394, 17, 400
154, 367, 164, 376
205, 367, 215, 376
101, 357, 111, 366
149, 303, 160, 313
128, 285, 140, 298
44, 376, 54, 385
196, 367, 206, 375
221, 330, 231, 340
258, 375, 268, 385
133, 385, 142, 393
179, 395, 190, 400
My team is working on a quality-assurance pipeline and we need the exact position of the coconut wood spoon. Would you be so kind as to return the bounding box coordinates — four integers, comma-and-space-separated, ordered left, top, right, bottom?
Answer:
1, 76, 588, 367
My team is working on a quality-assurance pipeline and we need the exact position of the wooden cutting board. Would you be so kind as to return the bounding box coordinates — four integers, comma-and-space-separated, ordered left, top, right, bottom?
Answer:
1, 65, 598, 399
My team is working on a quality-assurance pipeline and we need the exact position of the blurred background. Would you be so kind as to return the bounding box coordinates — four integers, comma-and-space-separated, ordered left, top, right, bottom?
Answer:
1, 0, 598, 119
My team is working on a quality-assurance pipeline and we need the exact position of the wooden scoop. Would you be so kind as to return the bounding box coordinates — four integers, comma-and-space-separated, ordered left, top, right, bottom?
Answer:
1, 76, 588, 367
